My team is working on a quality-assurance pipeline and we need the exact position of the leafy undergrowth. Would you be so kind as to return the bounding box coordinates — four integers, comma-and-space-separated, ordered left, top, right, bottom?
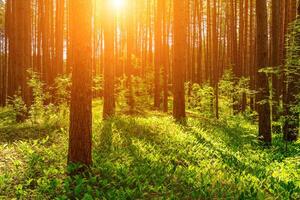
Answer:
0, 102, 299, 199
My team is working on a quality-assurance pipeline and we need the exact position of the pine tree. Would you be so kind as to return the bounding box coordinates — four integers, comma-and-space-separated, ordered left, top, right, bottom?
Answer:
68, 0, 93, 166
173, 0, 186, 121
103, 0, 115, 119
256, 0, 271, 144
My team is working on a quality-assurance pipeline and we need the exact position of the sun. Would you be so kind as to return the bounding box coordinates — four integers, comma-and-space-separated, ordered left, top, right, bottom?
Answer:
112, 0, 124, 10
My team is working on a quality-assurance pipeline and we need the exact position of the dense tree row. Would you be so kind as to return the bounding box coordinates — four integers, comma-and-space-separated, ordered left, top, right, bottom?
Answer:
0, 0, 299, 166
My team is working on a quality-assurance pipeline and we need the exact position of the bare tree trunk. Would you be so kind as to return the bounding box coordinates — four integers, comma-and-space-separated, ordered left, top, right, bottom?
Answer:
173, 0, 186, 121
256, 0, 272, 144
68, 0, 93, 166
154, 0, 163, 109
103, 0, 115, 119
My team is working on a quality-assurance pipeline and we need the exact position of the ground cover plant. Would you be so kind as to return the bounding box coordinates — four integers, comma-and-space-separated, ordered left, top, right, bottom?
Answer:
0, 100, 299, 199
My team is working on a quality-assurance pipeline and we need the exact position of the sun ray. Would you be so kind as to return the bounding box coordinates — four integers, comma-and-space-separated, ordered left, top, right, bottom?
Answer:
112, 0, 124, 10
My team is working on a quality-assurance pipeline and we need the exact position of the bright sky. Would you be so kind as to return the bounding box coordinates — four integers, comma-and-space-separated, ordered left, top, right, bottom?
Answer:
112, 0, 124, 10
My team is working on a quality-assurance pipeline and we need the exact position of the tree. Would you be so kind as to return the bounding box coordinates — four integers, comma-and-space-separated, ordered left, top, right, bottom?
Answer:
271, 0, 283, 120
103, 0, 115, 119
55, 0, 64, 75
68, 0, 93, 166
283, 3, 299, 142
0, 1, 7, 107
162, 0, 169, 112
126, 0, 135, 113
154, 0, 163, 109
5, 0, 32, 120
173, 0, 186, 121
211, 0, 219, 119
256, 0, 271, 143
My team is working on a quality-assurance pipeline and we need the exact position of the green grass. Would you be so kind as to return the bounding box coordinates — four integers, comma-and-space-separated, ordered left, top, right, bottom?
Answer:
0, 101, 299, 199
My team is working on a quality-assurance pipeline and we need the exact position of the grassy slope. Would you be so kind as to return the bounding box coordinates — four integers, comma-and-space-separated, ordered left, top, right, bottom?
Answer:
0, 101, 299, 199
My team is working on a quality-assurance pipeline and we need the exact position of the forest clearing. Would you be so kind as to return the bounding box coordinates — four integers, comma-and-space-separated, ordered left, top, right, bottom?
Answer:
0, 0, 299, 199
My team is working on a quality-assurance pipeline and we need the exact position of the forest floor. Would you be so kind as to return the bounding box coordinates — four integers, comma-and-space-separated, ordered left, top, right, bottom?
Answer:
0, 100, 299, 199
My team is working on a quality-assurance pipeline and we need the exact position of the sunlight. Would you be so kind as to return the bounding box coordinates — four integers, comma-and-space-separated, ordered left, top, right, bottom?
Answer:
112, 0, 124, 10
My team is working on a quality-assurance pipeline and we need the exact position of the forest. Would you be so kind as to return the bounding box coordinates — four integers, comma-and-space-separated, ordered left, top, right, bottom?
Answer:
0, 0, 299, 199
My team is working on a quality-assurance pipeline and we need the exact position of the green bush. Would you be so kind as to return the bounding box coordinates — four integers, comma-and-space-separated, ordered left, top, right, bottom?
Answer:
186, 82, 214, 117
8, 90, 27, 121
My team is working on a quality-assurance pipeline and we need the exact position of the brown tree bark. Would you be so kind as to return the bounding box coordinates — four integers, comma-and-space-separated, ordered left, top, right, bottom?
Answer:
256, 0, 271, 144
154, 0, 163, 109
173, 0, 186, 121
103, 0, 115, 119
6, 0, 32, 114
126, 0, 135, 113
162, 0, 169, 112
68, 0, 93, 166
283, 2, 299, 142
271, 0, 283, 121
55, 0, 65, 75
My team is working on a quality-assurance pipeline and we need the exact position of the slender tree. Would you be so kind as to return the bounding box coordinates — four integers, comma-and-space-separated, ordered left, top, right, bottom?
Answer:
5, 0, 32, 119
283, 2, 299, 142
0, 1, 8, 107
162, 0, 169, 112
126, 0, 135, 113
271, 0, 283, 121
154, 0, 163, 109
173, 0, 186, 121
256, 0, 271, 143
68, 0, 93, 166
103, 0, 115, 119
55, 0, 64, 75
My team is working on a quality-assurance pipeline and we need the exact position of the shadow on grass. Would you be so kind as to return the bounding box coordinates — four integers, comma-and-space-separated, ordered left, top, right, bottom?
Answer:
99, 120, 113, 151
187, 125, 300, 197
67, 115, 300, 199
0, 123, 60, 144
194, 117, 300, 160
91, 117, 217, 199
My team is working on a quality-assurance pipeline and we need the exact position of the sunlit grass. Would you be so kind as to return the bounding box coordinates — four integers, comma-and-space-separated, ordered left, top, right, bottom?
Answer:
0, 103, 299, 199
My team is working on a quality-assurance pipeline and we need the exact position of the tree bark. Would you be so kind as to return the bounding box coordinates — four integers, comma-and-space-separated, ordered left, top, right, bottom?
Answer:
103, 0, 115, 119
68, 0, 93, 166
256, 0, 272, 144
173, 0, 186, 121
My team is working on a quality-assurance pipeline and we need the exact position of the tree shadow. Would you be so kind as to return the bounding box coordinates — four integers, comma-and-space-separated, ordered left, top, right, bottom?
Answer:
113, 117, 175, 150
91, 118, 215, 198
90, 115, 299, 199
98, 120, 113, 151
0, 123, 59, 144
186, 120, 300, 198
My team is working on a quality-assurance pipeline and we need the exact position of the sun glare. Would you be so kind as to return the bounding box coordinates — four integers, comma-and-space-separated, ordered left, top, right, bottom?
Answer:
112, 0, 124, 10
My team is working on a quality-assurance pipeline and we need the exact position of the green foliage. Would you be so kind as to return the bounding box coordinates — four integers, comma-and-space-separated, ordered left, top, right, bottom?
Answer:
0, 101, 299, 199
115, 75, 129, 109
219, 69, 252, 114
6, 70, 69, 127
53, 74, 71, 105
186, 82, 214, 117
8, 90, 27, 121
27, 69, 49, 124
92, 75, 103, 95
116, 75, 152, 113
186, 69, 255, 119
116, 73, 153, 113
132, 75, 153, 111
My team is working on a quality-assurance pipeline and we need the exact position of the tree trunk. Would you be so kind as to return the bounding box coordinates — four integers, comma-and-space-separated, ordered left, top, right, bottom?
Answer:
173, 0, 186, 121
68, 0, 93, 166
256, 0, 272, 144
103, 0, 115, 119
283, 3, 299, 142
154, 0, 163, 109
